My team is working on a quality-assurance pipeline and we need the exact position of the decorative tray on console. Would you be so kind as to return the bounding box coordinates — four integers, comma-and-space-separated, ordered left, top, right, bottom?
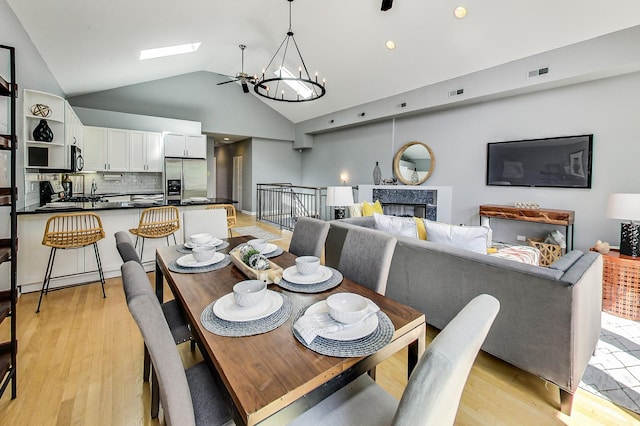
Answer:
229, 250, 283, 284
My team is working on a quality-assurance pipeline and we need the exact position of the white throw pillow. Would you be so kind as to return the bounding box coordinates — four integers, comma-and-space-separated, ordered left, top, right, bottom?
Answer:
373, 213, 417, 239
423, 220, 490, 255
348, 203, 364, 218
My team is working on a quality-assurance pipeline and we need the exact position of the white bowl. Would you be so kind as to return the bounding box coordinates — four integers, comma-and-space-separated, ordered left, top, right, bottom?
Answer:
192, 245, 216, 262
248, 238, 267, 253
233, 280, 267, 307
327, 293, 369, 324
190, 233, 212, 245
295, 256, 320, 275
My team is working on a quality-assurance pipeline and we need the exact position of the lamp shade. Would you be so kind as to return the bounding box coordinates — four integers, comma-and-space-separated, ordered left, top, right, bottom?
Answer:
606, 193, 640, 221
326, 186, 354, 207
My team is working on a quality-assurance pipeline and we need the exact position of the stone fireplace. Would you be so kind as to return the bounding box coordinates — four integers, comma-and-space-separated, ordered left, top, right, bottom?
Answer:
372, 188, 436, 220
357, 185, 452, 223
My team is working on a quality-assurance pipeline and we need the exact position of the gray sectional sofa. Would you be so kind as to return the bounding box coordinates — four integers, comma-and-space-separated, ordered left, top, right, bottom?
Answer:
324, 216, 603, 415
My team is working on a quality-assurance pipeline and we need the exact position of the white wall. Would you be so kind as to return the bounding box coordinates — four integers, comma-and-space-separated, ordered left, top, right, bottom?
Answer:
74, 107, 201, 134
300, 72, 640, 252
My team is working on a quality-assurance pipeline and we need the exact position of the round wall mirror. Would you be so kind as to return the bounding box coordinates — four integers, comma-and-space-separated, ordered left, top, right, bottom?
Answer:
393, 141, 435, 185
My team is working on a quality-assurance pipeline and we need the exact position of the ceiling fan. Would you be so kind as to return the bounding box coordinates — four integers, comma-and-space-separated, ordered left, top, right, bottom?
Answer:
216, 44, 258, 94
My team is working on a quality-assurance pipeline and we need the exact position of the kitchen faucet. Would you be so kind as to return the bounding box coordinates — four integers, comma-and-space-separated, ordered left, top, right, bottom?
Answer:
90, 179, 98, 197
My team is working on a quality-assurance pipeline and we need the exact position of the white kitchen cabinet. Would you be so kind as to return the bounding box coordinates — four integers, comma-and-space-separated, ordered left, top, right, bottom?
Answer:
107, 128, 130, 171
64, 101, 83, 169
83, 126, 129, 171
164, 133, 206, 159
83, 126, 108, 171
130, 131, 163, 172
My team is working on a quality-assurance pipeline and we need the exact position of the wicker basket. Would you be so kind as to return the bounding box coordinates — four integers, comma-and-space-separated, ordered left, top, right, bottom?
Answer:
601, 253, 640, 320
527, 238, 562, 267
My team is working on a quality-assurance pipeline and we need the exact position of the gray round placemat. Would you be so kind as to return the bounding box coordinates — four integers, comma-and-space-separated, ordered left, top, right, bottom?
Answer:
168, 254, 232, 273
176, 241, 230, 254
200, 293, 293, 337
292, 304, 394, 357
278, 267, 343, 293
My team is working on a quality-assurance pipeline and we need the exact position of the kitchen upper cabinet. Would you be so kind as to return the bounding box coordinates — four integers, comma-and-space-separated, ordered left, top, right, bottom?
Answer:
83, 126, 108, 171
164, 133, 206, 159
64, 101, 83, 169
130, 131, 163, 172
83, 126, 129, 171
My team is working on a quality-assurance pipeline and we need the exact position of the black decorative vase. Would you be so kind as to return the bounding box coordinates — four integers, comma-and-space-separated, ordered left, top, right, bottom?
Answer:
373, 161, 382, 185
33, 119, 54, 142
620, 223, 640, 258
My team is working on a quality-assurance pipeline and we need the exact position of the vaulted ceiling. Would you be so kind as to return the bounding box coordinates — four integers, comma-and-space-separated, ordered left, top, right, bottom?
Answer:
8, 0, 640, 123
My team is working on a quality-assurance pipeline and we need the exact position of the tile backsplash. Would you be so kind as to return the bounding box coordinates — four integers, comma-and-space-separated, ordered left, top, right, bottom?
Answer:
24, 171, 163, 206
83, 172, 162, 194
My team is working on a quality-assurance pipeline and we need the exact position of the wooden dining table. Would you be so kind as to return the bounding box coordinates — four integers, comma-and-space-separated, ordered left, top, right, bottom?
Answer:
155, 236, 426, 425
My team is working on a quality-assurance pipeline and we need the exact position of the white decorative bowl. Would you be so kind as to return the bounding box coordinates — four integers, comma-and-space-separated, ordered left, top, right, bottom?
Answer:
190, 233, 212, 245
233, 280, 267, 307
248, 238, 268, 253
192, 245, 216, 262
295, 256, 320, 275
327, 293, 369, 324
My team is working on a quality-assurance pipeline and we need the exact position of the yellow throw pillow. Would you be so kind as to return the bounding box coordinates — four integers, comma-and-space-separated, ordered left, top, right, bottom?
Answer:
413, 217, 427, 240
362, 200, 383, 216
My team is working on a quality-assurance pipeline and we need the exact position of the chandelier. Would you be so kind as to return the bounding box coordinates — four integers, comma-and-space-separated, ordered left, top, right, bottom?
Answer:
254, 0, 326, 102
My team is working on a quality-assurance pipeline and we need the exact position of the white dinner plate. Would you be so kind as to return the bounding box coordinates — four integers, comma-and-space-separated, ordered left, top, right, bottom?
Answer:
176, 252, 224, 268
262, 243, 278, 254
282, 265, 333, 285
305, 301, 379, 341
190, 197, 209, 202
185, 238, 224, 248
213, 290, 283, 322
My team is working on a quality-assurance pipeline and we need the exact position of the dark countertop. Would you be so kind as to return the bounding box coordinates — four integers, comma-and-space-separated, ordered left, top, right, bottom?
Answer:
18, 198, 237, 215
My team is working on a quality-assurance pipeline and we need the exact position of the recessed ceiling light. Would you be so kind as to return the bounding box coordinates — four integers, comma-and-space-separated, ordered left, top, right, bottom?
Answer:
223, 137, 230, 141
139, 42, 202, 60
454, 6, 467, 19
385, 40, 396, 50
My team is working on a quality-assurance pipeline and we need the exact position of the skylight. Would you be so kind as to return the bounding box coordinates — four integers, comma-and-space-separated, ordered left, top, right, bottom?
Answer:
139, 42, 202, 60
274, 67, 313, 99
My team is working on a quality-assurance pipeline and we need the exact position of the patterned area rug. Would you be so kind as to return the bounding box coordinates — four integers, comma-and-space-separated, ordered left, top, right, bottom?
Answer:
231, 226, 283, 241
579, 311, 640, 414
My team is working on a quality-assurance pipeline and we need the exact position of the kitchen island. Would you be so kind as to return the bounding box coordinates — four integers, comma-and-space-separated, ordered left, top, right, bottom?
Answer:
17, 198, 236, 294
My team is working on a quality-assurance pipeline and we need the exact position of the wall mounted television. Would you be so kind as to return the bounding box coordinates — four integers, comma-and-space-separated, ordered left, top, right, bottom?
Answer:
486, 134, 593, 189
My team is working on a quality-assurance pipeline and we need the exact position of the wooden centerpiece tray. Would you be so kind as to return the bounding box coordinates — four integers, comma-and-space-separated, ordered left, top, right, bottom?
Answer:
229, 249, 283, 284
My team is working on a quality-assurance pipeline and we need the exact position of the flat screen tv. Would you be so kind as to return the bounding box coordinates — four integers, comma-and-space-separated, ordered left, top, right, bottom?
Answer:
486, 134, 593, 188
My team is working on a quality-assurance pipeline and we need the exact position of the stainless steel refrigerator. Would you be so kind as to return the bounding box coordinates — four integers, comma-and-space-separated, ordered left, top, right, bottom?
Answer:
164, 158, 207, 203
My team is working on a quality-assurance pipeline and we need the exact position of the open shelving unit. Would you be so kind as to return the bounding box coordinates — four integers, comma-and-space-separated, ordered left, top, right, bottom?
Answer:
0, 43, 18, 400
23, 89, 66, 169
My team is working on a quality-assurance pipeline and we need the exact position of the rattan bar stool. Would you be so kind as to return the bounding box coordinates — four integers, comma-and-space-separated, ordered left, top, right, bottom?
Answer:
206, 204, 236, 236
37, 212, 106, 313
129, 206, 180, 259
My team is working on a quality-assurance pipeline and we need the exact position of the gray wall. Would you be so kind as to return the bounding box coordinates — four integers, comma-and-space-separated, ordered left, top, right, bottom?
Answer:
1, 0, 64, 210
299, 71, 640, 252
214, 137, 301, 213
68, 71, 295, 141
74, 107, 201, 134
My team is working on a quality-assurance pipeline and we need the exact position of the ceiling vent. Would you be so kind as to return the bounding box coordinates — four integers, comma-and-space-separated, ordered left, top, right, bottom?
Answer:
449, 88, 464, 98
528, 67, 549, 78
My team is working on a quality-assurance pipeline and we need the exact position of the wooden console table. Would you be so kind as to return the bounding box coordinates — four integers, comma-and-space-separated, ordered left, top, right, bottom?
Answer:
479, 204, 575, 250
600, 249, 640, 320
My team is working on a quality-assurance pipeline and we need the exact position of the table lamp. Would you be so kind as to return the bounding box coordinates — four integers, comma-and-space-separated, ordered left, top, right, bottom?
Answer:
326, 186, 354, 220
606, 193, 640, 257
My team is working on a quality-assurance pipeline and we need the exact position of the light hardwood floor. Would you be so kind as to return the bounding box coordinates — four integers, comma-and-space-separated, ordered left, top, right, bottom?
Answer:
1, 213, 638, 425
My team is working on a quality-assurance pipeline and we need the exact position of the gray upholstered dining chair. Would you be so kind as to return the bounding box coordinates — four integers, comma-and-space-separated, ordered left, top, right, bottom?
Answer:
122, 260, 232, 426
288, 216, 331, 259
115, 231, 195, 414
183, 209, 229, 241
337, 226, 397, 295
288, 294, 500, 426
